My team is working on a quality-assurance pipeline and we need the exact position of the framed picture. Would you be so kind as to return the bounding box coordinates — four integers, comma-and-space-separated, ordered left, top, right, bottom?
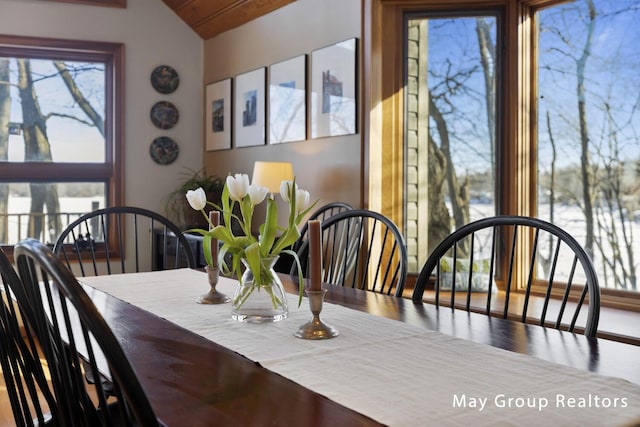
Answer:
310, 38, 357, 138
269, 55, 306, 144
205, 78, 232, 151
234, 67, 266, 148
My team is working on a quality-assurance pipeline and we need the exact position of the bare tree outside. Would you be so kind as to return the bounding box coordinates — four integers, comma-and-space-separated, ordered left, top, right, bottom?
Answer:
406, 0, 638, 292
0, 58, 10, 243
0, 55, 106, 245
406, 15, 497, 265
538, 0, 640, 291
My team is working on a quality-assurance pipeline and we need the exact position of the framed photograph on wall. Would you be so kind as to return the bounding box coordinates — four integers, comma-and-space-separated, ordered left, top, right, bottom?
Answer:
205, 78, 232, 151
269, 54, 306, 144
234, 67, 266, 148
310, 38, 357, 139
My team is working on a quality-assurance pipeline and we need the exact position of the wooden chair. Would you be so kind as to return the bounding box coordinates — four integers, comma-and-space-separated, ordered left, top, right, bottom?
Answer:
294, 202, 353, 251
53, 206, 195, 276
14, 238, 162, 426
411, 215, 601, 336
293, 209, 408, 297
0, 248, 56, 427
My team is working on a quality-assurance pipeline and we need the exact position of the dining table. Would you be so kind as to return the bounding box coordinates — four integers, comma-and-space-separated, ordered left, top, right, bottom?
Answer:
79, 268, 640, 427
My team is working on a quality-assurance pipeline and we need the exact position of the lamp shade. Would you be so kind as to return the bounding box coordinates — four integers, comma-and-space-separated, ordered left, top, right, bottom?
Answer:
251, 161, 294, 194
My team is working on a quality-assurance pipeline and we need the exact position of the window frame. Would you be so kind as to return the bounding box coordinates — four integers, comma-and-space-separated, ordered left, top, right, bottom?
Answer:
0, 34, 124, 255
363, 0, 639, 311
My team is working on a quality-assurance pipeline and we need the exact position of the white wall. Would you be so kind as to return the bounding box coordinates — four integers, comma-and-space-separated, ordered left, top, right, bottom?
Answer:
0, 0, 203, 215
202, 0, 363, 212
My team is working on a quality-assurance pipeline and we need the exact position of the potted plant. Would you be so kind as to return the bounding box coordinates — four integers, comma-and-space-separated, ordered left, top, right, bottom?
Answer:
165, 168, 224, 229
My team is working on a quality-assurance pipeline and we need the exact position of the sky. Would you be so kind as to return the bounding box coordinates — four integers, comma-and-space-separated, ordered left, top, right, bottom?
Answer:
4, 58, 105, 163
420, 0, 640, 175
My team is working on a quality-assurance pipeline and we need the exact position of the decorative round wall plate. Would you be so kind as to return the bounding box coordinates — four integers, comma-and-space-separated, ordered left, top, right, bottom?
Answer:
149, 136, 179, 165
151, 65, 179, 94
150, 101, 179, 129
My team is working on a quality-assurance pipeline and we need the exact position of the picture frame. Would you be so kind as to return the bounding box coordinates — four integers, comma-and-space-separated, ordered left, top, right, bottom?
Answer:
205, 78, 232, 151
269, 55, 307, 144
310, 38, 357, 139
234, 67, 266, 148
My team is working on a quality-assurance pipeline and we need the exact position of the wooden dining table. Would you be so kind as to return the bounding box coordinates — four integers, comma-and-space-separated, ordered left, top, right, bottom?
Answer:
80, 269, 640, 426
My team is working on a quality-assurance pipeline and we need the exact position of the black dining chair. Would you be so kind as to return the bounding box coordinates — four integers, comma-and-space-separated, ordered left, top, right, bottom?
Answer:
53, 206, 196, 398
294, 202, 353, 251
0, 247, 57, 427
53, 206, 196, 276
14, 238, 163, 426
412, 215, 601, 337
293, 209, 408, 297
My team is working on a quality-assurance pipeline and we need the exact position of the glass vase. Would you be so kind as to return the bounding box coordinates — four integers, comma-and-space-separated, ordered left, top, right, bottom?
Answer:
231, 256, 288, 323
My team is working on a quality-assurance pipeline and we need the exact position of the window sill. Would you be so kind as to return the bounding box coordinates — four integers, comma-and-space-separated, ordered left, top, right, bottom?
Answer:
404, 285, 640, 345
595, 306, 640, 345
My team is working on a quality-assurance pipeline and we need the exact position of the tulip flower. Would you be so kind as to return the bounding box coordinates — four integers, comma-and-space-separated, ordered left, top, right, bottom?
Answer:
185, 187, 207, 211
248, 185, 268, 205
279, 180, 298, 202
295, 189, 310, 212
226, 173, 250, 201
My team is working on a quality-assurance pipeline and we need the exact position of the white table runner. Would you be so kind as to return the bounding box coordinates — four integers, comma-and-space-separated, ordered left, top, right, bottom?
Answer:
81, 269, 640, 427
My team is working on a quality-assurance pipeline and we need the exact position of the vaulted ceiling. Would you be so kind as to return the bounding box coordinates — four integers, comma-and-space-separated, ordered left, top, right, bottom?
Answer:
161, 0, 296, 40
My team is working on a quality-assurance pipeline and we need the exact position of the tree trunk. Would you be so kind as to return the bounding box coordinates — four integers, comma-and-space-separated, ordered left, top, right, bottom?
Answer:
53, 61, 105, 136
541, 110, 558, 275
17, 58, 61, 240
576, 0, 596, 258
476, 18, 496, 183
0, 58, 10, 243
429, 94, 470, 231
427, 133, 453, 253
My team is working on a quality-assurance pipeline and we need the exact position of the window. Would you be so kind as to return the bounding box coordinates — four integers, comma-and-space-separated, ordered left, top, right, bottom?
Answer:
366, 0, 639, 308
404, 12, 499, 272
536, 0, 640, 293
0, 35, 123, 249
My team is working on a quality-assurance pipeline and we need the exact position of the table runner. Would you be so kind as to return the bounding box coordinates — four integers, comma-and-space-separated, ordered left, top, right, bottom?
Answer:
81, 269, 640, 426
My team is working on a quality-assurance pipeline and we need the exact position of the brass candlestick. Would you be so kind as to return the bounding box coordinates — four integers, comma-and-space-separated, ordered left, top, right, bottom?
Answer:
196, 265, 230, 304
294, 289, 338, 339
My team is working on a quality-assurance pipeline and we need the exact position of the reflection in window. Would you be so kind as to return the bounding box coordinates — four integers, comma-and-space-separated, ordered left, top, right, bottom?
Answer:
537, 0, 640, 291
405, 14, 498, 272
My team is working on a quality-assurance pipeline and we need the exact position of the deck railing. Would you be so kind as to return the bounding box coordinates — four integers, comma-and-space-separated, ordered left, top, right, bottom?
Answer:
0, 202, 100, 245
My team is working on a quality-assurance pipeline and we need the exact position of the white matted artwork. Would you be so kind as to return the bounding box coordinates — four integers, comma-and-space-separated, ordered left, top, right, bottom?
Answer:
310, 38, 357, 138
269, 54, 306, 144
205, 78, 232, 151
234, 67, 266, 148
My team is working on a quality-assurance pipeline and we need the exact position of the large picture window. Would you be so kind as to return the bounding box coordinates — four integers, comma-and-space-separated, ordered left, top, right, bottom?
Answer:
368, 0, 639, 310
0, 35, 123, 250
536, 0, 640, 293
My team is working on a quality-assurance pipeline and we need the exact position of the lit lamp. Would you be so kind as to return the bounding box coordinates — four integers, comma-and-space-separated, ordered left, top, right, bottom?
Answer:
251, 161, 294, 196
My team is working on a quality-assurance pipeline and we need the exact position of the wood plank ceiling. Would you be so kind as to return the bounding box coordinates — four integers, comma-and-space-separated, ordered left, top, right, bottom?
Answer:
161, 0, 296, 40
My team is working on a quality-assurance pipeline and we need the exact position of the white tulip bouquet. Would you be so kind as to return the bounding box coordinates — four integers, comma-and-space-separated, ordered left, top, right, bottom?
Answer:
186, 173, 316, 306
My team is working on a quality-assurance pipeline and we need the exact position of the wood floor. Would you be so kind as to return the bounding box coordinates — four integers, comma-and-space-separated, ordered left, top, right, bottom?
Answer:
1, 375, 15, 427
0, 353, 52, 427
1, 344, 113, 426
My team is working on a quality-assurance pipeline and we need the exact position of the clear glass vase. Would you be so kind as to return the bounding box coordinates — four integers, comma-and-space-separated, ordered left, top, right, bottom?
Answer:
231, 256, 288, 323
